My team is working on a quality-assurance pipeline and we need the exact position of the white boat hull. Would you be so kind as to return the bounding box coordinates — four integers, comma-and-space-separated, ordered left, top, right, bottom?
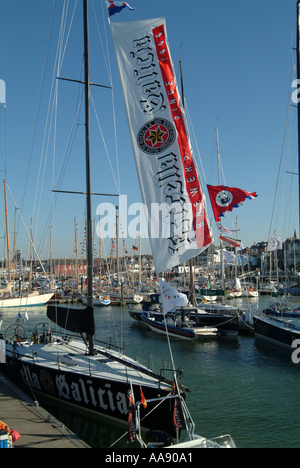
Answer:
81, 296, 111, 307
0, 292, 53, 308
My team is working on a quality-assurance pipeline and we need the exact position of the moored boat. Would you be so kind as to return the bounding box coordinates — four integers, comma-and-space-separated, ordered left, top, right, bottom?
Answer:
0, 291, 54, 308
4, 319, 181, 436
81, 294, 111, 307
141, 307, 237, 340
253, 313, 300, 349
253, 297, 300, 348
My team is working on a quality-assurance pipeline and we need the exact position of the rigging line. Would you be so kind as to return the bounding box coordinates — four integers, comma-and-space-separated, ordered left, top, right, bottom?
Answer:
0, 133, 6, 172
27, 1, 71, 252
53, 86, 83, 190
40, 74, 85, 254
6, 182, 48, 279
33, 1, 75, 244
92, 0, 113, 88
185, 103, 207, 185
17, 0, 60, 252
36, 105, 81, 256
50, 0, 71, 255
268, 59, 296, 239
186, 99, 227, 199
33, 77, 57, 242
17, 0, 56, 223
90, 91, 120, 193
275, 77, 297, 237
36, 115, 81, 255
57, 0, 78, 76
55, 62, 86, 193
111, 86, 121, 193
92, 0, 121, 193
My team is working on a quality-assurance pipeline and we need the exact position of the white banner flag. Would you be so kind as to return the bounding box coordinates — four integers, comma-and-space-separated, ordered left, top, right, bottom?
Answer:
267, 236, 282, 251
223, 250, 236, 265
111, 18, 212, 273
159, 278, 188, 313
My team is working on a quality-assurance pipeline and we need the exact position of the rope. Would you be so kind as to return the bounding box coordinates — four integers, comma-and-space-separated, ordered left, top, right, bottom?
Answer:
90, 92, 120, 194
109, 392, 171, 448
268, 54, 296, 239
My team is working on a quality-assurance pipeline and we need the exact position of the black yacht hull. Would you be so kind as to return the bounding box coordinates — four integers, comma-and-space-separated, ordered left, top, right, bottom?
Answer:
253, 315, 300, 349
195, 313, 238, 335
130, 308, 238, 335
4, 354, 177, 437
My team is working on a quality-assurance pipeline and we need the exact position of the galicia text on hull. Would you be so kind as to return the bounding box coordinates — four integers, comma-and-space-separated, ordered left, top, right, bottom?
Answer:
5, 335, 178, 436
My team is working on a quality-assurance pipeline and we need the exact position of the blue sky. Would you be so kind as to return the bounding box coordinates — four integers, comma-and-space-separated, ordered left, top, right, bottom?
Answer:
0, 0, 299, 261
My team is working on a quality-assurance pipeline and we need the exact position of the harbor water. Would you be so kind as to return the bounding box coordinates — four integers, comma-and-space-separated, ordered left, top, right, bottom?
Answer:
1, 295, 299, 448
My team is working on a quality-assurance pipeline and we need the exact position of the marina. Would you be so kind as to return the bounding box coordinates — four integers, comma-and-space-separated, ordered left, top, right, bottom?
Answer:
1, 295, 300, 448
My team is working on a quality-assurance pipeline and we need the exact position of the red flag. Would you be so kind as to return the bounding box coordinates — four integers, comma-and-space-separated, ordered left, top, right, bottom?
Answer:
207, 185, 257, 222
140, 387, 147, 409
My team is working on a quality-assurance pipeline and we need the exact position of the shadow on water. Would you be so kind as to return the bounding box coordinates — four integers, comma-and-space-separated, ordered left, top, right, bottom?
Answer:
40, 396, 137, 448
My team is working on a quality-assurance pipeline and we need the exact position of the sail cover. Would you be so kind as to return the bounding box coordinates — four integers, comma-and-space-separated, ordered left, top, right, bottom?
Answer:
111, 18, 212, 273
47, 305, 95, 335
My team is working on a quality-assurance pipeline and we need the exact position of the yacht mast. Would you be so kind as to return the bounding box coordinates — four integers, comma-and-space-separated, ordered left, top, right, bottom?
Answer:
83, 0, 94, 354
3, 179, 11, 284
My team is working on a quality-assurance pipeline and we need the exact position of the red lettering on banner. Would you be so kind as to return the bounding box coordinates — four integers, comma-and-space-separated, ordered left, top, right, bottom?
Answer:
153, 24, 211, 248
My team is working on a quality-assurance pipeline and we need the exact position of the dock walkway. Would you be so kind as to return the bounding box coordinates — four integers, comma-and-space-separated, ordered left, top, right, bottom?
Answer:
0, 373, 90, 448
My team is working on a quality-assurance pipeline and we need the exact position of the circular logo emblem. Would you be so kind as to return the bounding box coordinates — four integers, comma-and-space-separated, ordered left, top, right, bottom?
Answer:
137, 118, 176, 154
39, 370, 54, 394
215, 190, 233, 208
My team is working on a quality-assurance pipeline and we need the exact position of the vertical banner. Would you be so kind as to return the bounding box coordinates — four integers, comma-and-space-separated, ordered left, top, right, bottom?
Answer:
111, 18, 212, 273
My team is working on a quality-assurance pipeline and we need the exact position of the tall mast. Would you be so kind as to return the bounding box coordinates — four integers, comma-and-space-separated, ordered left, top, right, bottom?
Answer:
3, 179, 11, 284
297, 1, 300, 236
83, 0, 94, 354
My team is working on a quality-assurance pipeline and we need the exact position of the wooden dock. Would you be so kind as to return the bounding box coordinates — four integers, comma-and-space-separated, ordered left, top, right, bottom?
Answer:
0, 373, 90, 448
